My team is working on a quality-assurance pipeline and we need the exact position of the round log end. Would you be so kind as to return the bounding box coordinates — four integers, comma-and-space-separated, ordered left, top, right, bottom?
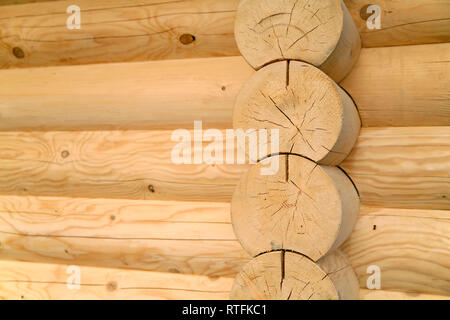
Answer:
235, 0, 343, 69
231, 154, 359, 261
233, 61, 361, 166
230, 250, 359, 300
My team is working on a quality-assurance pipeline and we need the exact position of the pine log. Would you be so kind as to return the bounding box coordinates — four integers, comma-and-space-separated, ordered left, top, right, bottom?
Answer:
0, 258, 448, 299
0, 196, 249, 278
340, 43, 450, 127
233, 60, 361, 165
231, 155, 359, 261
345, 0, 450, 47
0, 44, 448, 130
0, 127, 447, 209
0, 196, 448, 294
234, 0, 361, 82
0, 57, 254, 131
230, 250, 359, 300
0, 0, 448, 69
0, 0, 240, 69
359, 289, 450, 300
0, 259, 234, 300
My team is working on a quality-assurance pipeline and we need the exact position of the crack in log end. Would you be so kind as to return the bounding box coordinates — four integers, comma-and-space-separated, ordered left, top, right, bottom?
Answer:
286, 0, 300, 36
285, 155, 289, 182
286, 60, 290, 88
232, 154, 359, 261
287, 24, 320, 50
280, 250, 286, 291
231, 251, 347, 300
235, 60, 357, 164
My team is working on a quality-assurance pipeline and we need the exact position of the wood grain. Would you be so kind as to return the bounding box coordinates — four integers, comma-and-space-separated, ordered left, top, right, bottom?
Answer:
1, 44, 449, 130
341, 43, 450, 127
0, 195, 448, 295
359, 289, 449, 300
0, 127, 448, 209
0, 258, 447, 299
0, 0, 448, 69
0, 57, 254, 131
233, 60, 361, 165
0, 259, 234, 300
234, 0, 361, 82
0, 0, 61, 5
345, 0, 450, 47
0, 130, 248, 202
342, 206, 450, 296
341, 127, 450, 210
230, 250, 359, 300
0, 196, 249, 277
0, 0, 240, 69
231, 155, 360, 261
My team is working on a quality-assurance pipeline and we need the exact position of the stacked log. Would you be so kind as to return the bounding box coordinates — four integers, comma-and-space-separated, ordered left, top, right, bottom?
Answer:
0, 0, 448, 300
227, 0, 363, 300
1, 0, 448, 69
1, 258, 447, 300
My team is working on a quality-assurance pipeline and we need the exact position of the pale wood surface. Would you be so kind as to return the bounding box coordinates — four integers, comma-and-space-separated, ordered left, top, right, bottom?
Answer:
0, 195, 448, 295
0, 196, 249, 277
359, 289, 450, 300
0, 0, 240, 69
0, 57, 254, 131
319, 0, 362, 82
0, 129, 247, 202
345, 0, 450, 47
0, 127, 447, 209
0, 0, 61, 5
0, 259, 234, 300
0, 258, 447, 299
0, 0, 448, 69
234, 0, 361, 82
233, 60, 361, 165
235, 0, 344, 68
0, 44, 448, 130
342, 206, 450, 296
231, 155, 359, 261
230, 250, 359, 300
318, 250, 360, 300
341, 127, 450, 210
341, 43, 450, 127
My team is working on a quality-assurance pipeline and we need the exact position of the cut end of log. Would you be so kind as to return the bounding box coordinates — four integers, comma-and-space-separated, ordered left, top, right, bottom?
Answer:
231, 154, 360, 261
233, 61, 361, 165
234, 0, 361, 81
230, 250, 359, 300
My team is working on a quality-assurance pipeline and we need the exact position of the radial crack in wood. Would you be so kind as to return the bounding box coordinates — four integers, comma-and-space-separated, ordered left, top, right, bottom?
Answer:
231, 154, 360, 261
233, 61, 361, 165
234, 0, 361, 82
230, 250, 359, 300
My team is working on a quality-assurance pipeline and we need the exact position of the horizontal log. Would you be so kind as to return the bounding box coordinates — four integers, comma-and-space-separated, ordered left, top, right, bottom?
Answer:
341, 127, 450, 210
345, 0, 450, 47
0, 0, 240, 69
358, 289, 449, 300
0, 259, 234, 300
0, 196, 249, 278
0, 57, 254, 130
1, 0, 448, 69
340, 43, 450, 127
1, 44, 449, 130
0, 0, 61, 5
0, 195, 448, 295
0, 127, 448, 209
0, 129, 245, 202
342, 206, 450, 296
0, 258, 447, 299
